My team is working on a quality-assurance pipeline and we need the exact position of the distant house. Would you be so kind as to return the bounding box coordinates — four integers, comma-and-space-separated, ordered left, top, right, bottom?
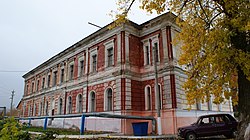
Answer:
17, 12, 233, 134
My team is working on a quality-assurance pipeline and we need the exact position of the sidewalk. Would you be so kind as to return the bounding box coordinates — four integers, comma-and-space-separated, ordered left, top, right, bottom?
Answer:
28, 131, 178, 139
56, 133, 178, 139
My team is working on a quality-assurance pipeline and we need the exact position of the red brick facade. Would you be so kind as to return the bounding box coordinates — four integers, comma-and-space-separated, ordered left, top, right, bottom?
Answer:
18, 13, 233, 134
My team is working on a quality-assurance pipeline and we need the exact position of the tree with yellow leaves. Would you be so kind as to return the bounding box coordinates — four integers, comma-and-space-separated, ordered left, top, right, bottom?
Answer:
113, 0, 249, 139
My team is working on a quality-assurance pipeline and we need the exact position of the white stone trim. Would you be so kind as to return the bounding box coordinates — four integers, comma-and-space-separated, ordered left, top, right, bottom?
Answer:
151, 36, 160, 63
76, 93, 83, 113
89, 49, 98, 73
78, 56, 84, 77
143, 40, 151, 66
104, 39, 115, 68
125, 32, 130, 62
104, 87, 113, 111
117, 33, 121, 63
144, 85, 152, 110
88, 91, 96, 112
155, 83, 163, 109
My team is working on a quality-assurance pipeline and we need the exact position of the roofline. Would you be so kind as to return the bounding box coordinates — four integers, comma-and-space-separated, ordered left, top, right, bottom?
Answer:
23, 12, 176, 79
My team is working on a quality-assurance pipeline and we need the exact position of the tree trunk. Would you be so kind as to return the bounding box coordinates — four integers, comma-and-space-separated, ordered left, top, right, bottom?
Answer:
237, 68, 250, 140
233, 29, 250, 139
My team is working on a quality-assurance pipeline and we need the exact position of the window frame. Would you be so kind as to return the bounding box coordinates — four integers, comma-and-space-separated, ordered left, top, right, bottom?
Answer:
78, 57, 84, 77
88, 91, 96, 112
145, 85, 152, 110
104, 88, 113, 111
104, 39, 115, 68
143, 41, 151, 66
76, 94, 83, 113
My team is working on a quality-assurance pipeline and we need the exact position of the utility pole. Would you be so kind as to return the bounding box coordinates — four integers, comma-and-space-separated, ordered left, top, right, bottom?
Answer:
10, 90, 15, 116
153, 41, 162, 135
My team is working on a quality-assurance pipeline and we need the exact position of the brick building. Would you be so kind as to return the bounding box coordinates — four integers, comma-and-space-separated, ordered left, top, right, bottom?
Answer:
18, 12, 233, 134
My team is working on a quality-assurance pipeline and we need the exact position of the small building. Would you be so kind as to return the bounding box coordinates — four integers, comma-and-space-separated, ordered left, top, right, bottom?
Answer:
18, 12, 233, 134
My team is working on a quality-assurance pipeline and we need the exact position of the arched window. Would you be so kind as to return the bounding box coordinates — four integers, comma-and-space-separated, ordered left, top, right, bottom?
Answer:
67, 96, 72, 114
76, 94, 83, 113
58, 98, 63, 115
28, 105, 32, 117
145, 85, 151, 110
89, 91, 96, 112
33, 103, 36, 116
45, 101, 49, 115
155, 84, 162, 109
104, 88, 113, 111
39, 102, 43, 116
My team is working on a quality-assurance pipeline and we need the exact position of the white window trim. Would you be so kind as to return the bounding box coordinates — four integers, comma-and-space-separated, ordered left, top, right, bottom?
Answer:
47, 74, 51, 88
33, 103, 36, 116
151, 34, 161, 63
68, 61, 74, 81
90, 49, 98, 73
143, 41, 151, 66
60, 67, 65, 84
104, 88, 113, 111
38, 102, 42, 116
31, 81, 35, 93
155, 84, 163, 109
78, 57, 84, 77
52, 70, 58, 86
41, 76, 45, 89
67, 96, 72, 114
76, 94, 83, 113
36, 79, 40, 91
57, 98, 63, 115
104, 39, 115, 68
144, 85, 152, 110
88, 91, 96, 112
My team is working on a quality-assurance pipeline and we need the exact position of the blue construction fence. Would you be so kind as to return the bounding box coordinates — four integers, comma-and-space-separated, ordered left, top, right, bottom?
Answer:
18, 113, 156, 135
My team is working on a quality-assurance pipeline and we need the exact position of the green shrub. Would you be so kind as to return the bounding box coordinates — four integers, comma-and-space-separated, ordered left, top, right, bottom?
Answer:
0, 117, 31, 140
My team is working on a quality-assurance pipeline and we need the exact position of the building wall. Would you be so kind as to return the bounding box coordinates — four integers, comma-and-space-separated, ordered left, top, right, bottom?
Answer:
19, 13, 233, 135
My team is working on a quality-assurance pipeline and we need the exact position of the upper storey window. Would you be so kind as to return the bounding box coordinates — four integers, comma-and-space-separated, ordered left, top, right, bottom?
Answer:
53, 71, 58, 86
92, 55, 97, 72
143, 41, 150, 66
31, 82, 34, 93
78, 57, 84, 77
69, 64, 74, 80
104, 39, 114, 67
36, 80, 39, 91
26, 84, 29, 95
154, 42, 159, 62
47, 74, 51, 88
42, 77, 45, 89
107, 48, 114, 67
60, 68, 64, 83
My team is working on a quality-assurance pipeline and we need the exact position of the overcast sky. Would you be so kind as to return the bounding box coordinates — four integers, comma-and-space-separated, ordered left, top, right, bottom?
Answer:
0, 0, 158, 109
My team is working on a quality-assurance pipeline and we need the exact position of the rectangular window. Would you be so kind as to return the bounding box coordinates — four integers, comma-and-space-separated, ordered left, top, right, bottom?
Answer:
92, 55, 97, 72
145, 46, 150, 65
154, 43, 159, 62
42, 78, 45, 89
53, 71, 57, 86
107, 48, 113, 67
36, 80, 39, 91
80, 60, 84, 76
26, 85, 29, 95
61, 69, 64, 83
47, 75, 51, 87
70, 65, 74, 80
31, 83, 34, 93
